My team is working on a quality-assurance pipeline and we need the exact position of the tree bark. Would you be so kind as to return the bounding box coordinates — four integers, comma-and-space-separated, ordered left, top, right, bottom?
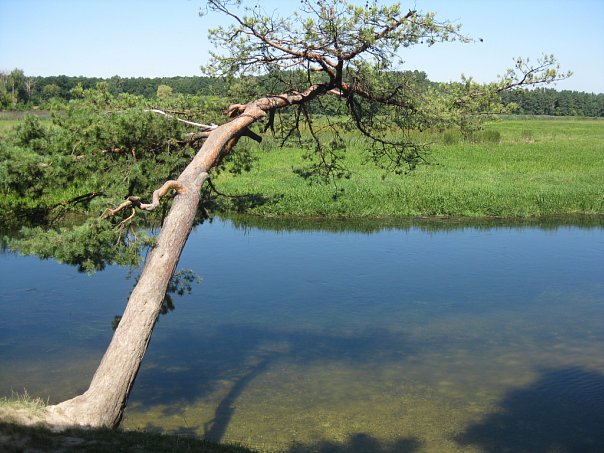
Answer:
46, 103, 268, 428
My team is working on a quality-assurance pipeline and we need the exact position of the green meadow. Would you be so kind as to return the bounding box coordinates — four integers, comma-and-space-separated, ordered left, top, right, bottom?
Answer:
1, 115, 602, 219
213, 118, 604, 218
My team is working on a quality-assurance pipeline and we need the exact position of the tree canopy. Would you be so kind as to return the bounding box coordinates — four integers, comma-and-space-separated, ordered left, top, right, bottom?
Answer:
1, 0, 572, 270
1, 0, 572, 267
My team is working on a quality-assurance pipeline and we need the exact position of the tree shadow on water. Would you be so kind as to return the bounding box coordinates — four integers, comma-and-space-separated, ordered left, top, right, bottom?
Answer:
130, 324, 413, 410
126, 323, 415, 445
288, 433, 423, 453
203, 354, 273, 443
455, 366, 604, 453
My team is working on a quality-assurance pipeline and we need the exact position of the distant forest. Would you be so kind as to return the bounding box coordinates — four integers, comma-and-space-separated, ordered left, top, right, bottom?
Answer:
1, 68, 603, 117
499, 89, 604, 117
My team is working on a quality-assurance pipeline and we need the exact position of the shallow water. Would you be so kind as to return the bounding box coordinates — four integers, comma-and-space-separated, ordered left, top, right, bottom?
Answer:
1, 217, 604, 452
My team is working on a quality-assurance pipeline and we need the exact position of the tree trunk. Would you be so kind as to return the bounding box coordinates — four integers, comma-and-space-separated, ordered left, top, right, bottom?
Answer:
47, 174, 205, 427
46, 106, 266, 428
44, 87, 324, 428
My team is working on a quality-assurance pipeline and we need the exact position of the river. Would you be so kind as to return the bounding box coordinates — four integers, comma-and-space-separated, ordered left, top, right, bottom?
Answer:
1, 216, 603, 452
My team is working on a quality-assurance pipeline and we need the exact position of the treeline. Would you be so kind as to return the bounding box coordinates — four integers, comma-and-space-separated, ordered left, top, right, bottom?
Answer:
500, 88, 604, 117
2, 68, 603, 117
37, 74, 222, 100
0, 69, 223, 108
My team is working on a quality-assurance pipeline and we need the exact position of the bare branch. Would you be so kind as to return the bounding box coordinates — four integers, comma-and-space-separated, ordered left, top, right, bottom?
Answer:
146, 109, 218, 131
101, 199, 134, 219
138, 180, 188, 211
101, 180, 189, 224
116, 208, 137, 229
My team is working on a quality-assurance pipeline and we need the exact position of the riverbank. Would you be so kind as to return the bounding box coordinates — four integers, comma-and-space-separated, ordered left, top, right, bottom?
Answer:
0, 397, 256, 452
212, 118, 603, 218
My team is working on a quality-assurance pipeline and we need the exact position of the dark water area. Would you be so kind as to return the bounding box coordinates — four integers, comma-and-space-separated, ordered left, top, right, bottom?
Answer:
1, 216, 603, 452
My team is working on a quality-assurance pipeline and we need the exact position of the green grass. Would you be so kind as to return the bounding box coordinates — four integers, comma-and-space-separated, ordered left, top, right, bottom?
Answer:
0, 111, 53, 138
0, 391, 47, 413
0, 119, 21, 133
0, 110, 50, 132
212, 118, 604, 218
2, 115, 602, 219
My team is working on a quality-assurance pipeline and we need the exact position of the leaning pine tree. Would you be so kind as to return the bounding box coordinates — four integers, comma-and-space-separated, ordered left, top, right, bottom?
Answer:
43, 0, 569, 427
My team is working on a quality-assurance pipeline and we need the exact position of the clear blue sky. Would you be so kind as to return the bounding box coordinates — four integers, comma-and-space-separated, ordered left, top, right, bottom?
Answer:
1, 0, 603, 93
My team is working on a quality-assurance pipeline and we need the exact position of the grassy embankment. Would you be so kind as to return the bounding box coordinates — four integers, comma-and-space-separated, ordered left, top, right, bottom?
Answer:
0, 393, 256, 452
213, 118, 604, 218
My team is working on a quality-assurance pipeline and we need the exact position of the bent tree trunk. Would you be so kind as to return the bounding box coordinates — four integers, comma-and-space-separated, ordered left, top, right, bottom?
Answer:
47, 103, 270, 428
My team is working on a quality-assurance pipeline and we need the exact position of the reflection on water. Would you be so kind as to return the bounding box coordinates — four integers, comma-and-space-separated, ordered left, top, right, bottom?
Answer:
1, 216, 604, 452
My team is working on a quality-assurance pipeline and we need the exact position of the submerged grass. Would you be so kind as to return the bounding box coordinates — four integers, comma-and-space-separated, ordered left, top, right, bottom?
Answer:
213, 118, 604, 218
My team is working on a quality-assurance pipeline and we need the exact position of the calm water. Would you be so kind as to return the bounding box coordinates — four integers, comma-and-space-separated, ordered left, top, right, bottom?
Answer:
1, 217, 604, 452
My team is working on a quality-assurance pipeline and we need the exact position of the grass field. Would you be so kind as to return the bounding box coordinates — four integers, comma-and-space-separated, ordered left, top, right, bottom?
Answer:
1, 114, 602, 219
212, 118, 604, 218
0, 110, 50, 131
0, 119, 21, 131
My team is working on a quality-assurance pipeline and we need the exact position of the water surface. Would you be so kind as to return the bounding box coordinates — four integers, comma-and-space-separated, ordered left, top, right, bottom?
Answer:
1, 217, 603, 452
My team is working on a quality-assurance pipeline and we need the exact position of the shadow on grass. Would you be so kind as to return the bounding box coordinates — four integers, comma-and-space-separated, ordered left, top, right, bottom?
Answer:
455, 366, 604, 453
0, 421, 256, 452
